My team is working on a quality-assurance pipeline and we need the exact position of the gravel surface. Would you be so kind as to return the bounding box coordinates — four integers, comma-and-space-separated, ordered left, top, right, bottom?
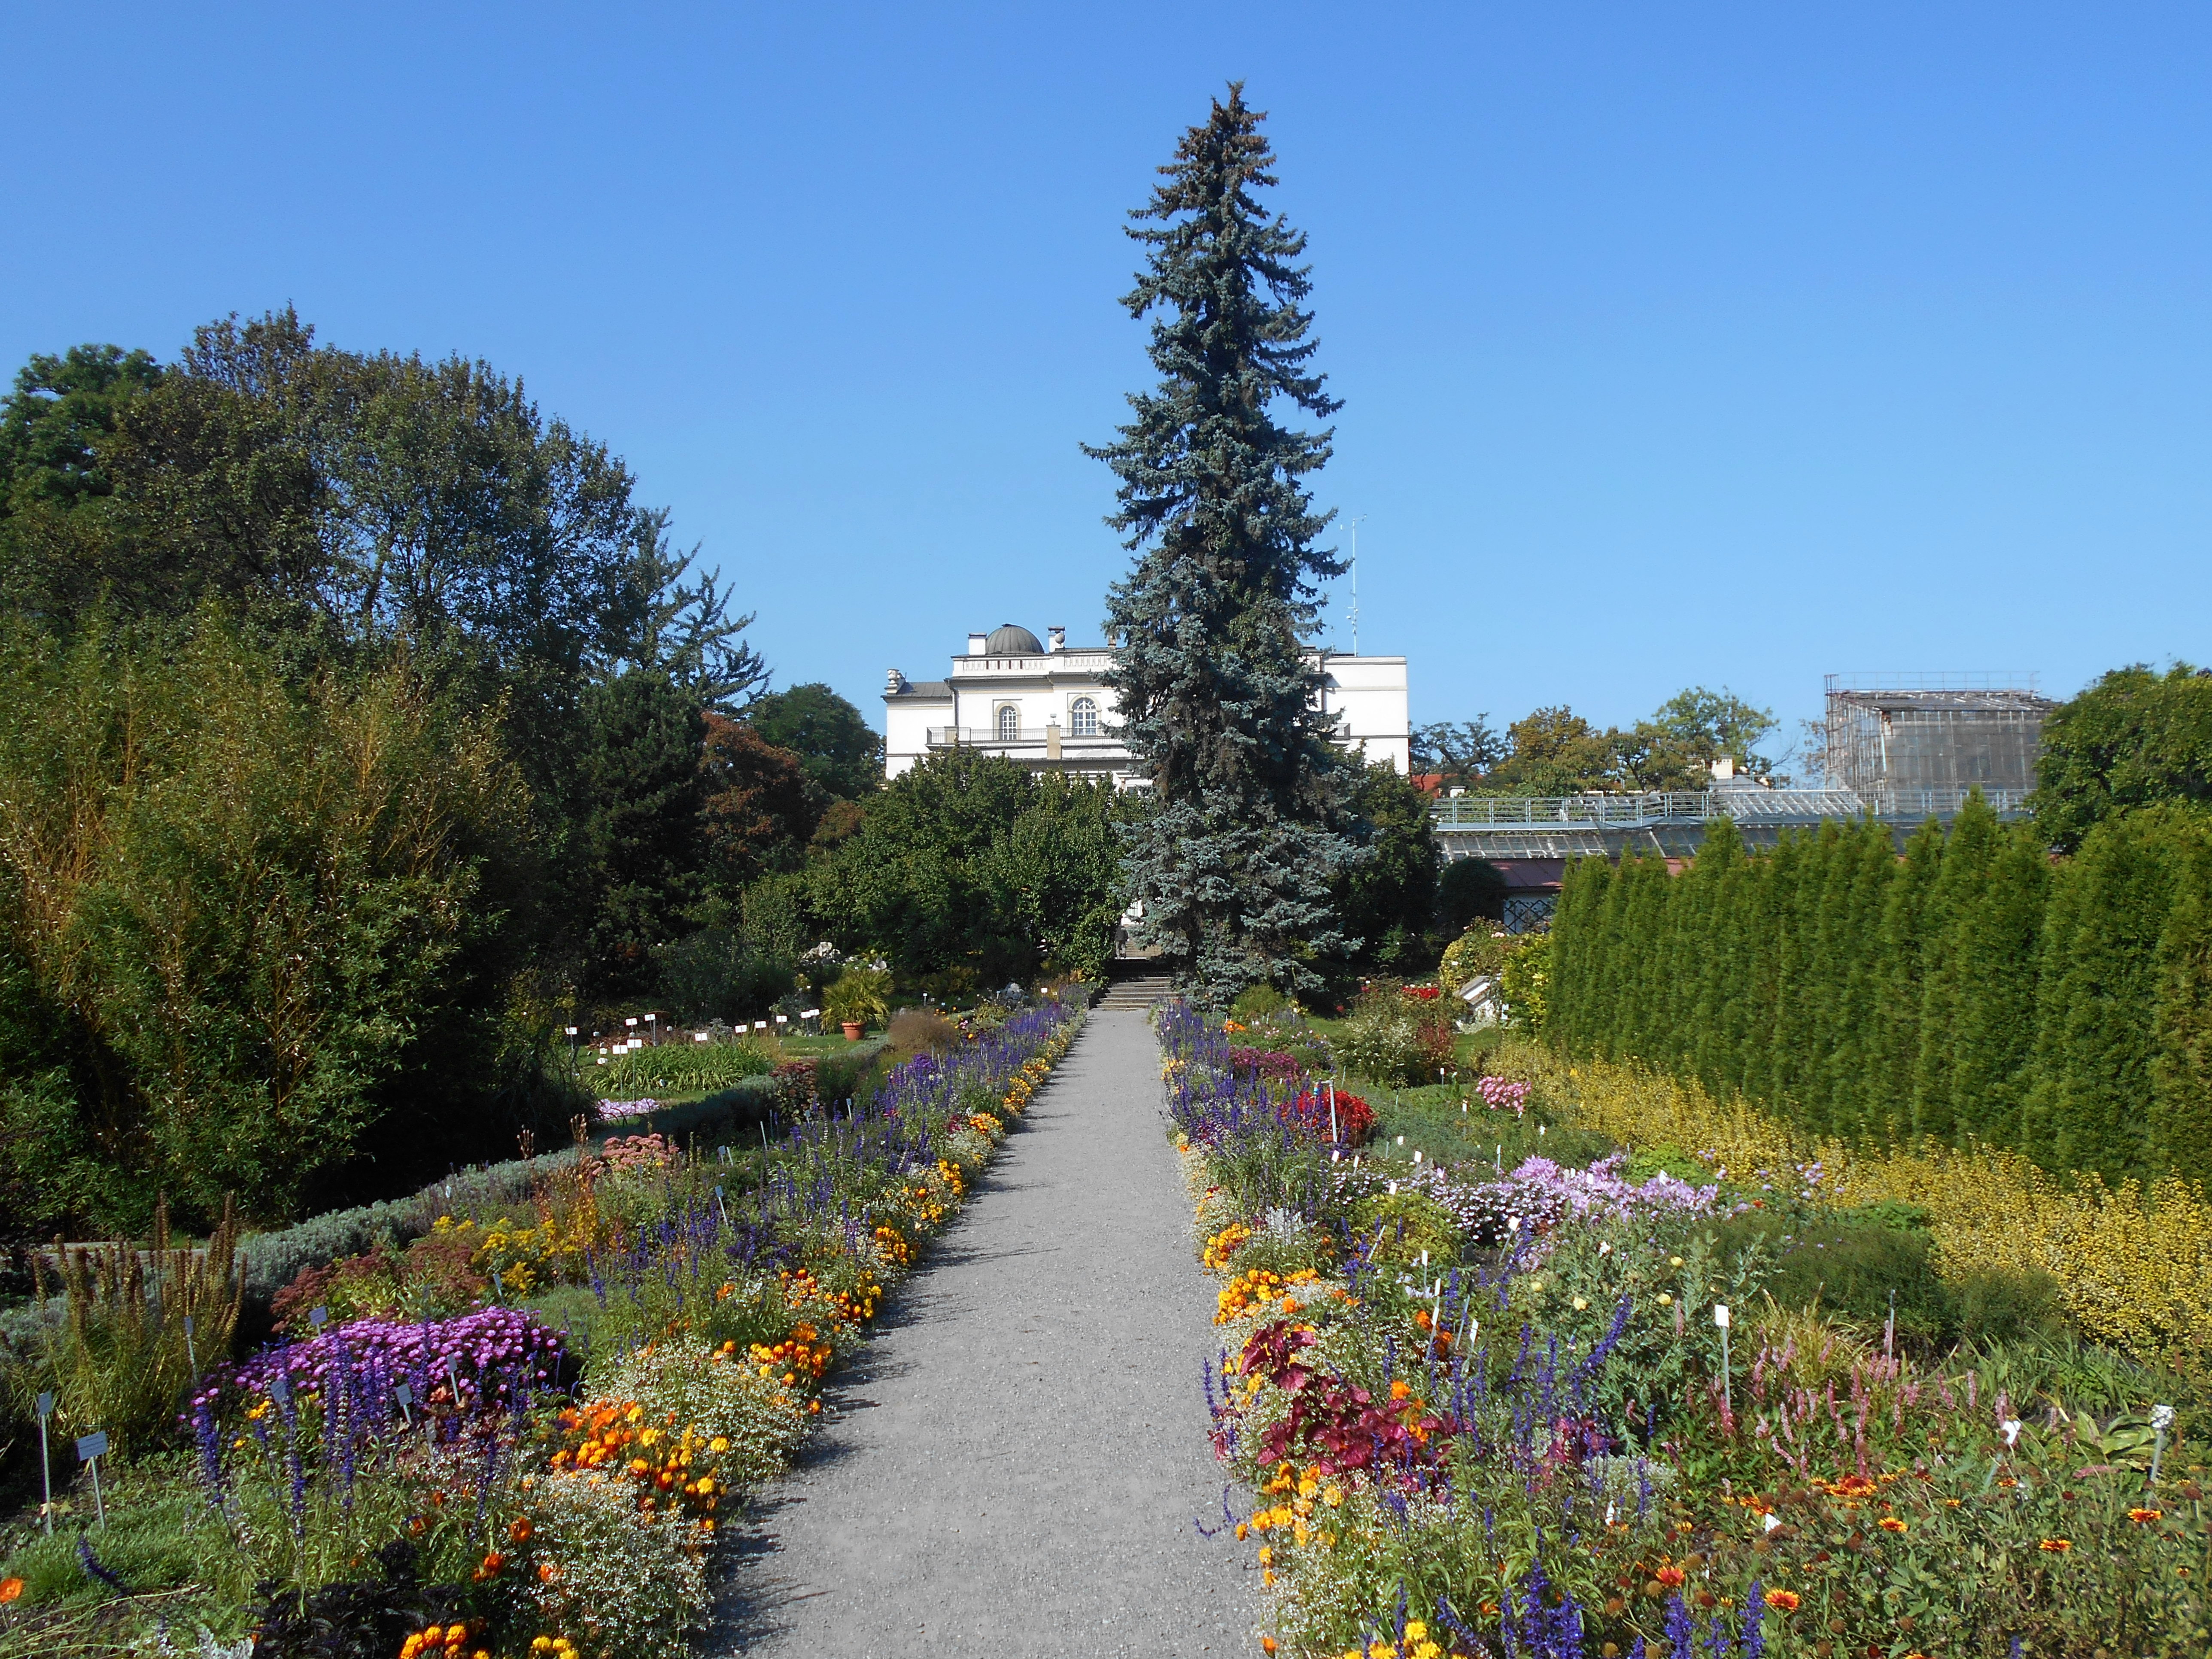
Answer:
709, 1009, 1252, 1656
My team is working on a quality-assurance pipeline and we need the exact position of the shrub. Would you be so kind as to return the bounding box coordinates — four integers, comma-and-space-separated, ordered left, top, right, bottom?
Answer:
1334, 989, 1426, 1086
0, 619, 554, 1234
1349, 1189, 1460, 1270
1230, 982, 1290, 1019
1436, 924, 1511, 997
596, 1338, 810, 1492
884, 1007, 959, 1060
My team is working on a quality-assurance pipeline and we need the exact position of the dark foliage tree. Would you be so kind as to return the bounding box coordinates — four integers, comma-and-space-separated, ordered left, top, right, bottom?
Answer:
2035, 663, 2212, 852
1437, 856, 1508, 933
1484, 706, 1616, 796
582, 670, 707, 997
747, 682, 883, 800
1334, 759, 1440, 973
1088, 85, 1360, 1005
698, 713, 819, 889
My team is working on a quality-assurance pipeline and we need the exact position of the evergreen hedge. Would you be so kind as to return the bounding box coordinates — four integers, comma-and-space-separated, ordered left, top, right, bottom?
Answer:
1549, 794, 2212, 1185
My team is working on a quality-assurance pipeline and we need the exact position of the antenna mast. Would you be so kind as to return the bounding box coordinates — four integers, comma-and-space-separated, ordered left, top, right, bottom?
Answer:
1345, 516, 1366, 655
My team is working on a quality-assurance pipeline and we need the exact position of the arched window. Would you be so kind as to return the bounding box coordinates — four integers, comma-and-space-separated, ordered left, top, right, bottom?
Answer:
1070, 697, 1099, 737
997, 705, 1020, 740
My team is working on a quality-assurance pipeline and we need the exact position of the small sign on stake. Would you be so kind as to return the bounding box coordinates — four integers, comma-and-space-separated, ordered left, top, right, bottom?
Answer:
35, 1391, 55, 1535
183, 1313, 198, 1379
76, 1430, 109, 1529
395, 1382, 415, 1428
308, 1305, 329, 1331
1714, 1304, 1733, 1417
270, 1374, 291, 1407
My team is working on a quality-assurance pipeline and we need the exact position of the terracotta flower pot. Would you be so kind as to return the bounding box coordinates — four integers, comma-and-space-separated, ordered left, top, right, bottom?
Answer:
841, 1021, 863, 1041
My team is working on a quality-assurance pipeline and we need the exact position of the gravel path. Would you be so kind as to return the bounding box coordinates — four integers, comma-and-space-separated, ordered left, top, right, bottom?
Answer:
709, 1009, 1251, 1656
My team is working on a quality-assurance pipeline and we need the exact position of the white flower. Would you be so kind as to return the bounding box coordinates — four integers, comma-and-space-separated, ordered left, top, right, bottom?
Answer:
2002, 1418, 2023, 1446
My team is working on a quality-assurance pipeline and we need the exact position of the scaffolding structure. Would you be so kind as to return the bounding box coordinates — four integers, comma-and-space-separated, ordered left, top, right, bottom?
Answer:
1823, 673, 2054, 796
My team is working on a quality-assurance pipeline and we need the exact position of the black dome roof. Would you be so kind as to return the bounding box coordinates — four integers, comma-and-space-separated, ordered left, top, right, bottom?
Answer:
984, 623, 1045, 655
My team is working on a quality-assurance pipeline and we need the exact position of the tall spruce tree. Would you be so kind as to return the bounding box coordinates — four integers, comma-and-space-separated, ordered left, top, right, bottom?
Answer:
1089, 86, 1360, 1003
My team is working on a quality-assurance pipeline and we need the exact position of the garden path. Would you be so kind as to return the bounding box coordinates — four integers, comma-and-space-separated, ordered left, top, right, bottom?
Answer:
709, 1008, 1251, 1656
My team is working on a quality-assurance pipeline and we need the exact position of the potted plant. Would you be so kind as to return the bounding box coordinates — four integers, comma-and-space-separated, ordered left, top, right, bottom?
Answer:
821, 966, 891, 1040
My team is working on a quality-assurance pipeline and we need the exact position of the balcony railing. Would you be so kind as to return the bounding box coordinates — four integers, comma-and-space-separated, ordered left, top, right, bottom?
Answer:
926, 726, 1118, 746
1428, 785, 2029, 831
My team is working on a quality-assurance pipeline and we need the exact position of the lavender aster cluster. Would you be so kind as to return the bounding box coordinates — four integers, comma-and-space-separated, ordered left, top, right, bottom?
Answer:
234, 1307, 567, 1408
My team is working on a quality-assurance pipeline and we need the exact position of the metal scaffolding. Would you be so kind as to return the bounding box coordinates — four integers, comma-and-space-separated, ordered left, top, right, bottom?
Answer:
1823, 673, 2054, 796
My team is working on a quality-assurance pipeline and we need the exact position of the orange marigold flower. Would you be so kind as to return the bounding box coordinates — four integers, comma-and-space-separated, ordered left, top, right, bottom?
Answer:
0, 1577, 21, 1603
2039, 1537, 2073, 1553
1764, 1589, 1800, 1612
2130, 1508, 2164, 1524
1878, 1516, 1907, 1533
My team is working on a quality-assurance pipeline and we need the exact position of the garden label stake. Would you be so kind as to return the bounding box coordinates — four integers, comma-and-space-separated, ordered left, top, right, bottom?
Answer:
1715, 1304, 1732, 1418
183, 1314, 198, 1380
2153, 1404, 2176, 1483
395, 1382, 414, 1428
34, 1391, 53, 1534
309, 1305, 328, 1332
77, 1430, 109, 1529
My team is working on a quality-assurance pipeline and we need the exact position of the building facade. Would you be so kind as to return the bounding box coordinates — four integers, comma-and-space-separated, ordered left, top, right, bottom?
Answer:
883, 622, 1410, 784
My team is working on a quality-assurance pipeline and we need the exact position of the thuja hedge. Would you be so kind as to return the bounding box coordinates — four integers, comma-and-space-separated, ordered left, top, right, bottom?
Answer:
1549, 793, 2212, 1185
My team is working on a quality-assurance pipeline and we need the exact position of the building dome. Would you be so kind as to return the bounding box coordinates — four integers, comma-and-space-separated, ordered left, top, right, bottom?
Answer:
984, 623, 1045, 656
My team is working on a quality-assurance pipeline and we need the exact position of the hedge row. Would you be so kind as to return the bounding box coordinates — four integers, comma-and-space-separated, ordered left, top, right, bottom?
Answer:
1549, 794, 2212, 1185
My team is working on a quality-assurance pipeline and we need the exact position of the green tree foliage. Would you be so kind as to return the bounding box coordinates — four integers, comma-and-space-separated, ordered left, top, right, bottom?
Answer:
2035, 663, 2212, 852
582, 670, 708, 996
0, 618, 572, 1236
1088, 86, 1360, 1005
1462, 687, 1780, 796
1437, 857, 1507, 933
1484, 707, 1617, 795
1549, 793, 2212, 1183
815, 749, 1125, 987
1334, 759, 1440, 974
0, 344, 162, 516
746, 683, 882, 801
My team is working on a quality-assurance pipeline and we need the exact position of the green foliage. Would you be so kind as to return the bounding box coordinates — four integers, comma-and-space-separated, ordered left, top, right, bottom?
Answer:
1348, 1189, 1458, 1269
1334, 759, 1440, 970
1229, 982, 1290, 1019
745, 682, 881, 800
1437, 856, 1507, 932
816, 750, 1123, 987
591, 1037, 777, 1100
583, 670, 707, 996
820, 966, 891, 1030
0, 618, 571, 1234
1088, 87, 1361, 1005
2036, 662, 2212, 853
1550, 792, 2212, 1184
1497, 927, 1551, 1033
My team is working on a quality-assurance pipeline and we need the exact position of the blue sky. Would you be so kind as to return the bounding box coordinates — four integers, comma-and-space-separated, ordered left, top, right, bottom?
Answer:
5, 3, 2207, 770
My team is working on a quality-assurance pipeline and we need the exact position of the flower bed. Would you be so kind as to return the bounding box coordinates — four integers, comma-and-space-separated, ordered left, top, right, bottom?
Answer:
1159, 1000, 2212, 1658
0, 1001, 1087, 1659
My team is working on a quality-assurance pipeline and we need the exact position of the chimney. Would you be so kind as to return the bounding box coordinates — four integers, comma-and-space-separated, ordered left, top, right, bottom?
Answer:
885, 667, 907, 695
1048, 626, 1066, 651
966, 632, 988, 656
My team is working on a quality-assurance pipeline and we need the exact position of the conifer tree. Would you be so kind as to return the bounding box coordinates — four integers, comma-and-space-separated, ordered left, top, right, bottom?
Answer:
2152, 837, 2212, 1184
1874, 819, 1944, 1142
2030, 806, 2205, 1178
1951, 821, 2049, 1147
1911, 793, 1999, 1141
1090, 86, 1358, 1003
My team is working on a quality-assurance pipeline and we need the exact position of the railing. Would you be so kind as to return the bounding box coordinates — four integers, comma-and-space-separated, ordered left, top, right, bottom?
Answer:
1428, 786, 2030, 831
926, 726, 1113, 745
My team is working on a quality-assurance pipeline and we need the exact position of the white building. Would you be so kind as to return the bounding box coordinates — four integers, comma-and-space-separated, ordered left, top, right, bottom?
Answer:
883, 622, 1410, 785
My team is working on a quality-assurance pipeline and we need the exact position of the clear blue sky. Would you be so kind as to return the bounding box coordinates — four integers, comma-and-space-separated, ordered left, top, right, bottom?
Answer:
5, 3, 2207, 770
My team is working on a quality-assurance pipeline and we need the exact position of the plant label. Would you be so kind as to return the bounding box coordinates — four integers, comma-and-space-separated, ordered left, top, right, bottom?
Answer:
1714, 1304, 1730, 1329
36, 1392, 53, 1419
395, 1383, 414, 1408
76, 1431, 108, 1462
309, 1306, 329, 1330
270, 1375, 291, 1405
